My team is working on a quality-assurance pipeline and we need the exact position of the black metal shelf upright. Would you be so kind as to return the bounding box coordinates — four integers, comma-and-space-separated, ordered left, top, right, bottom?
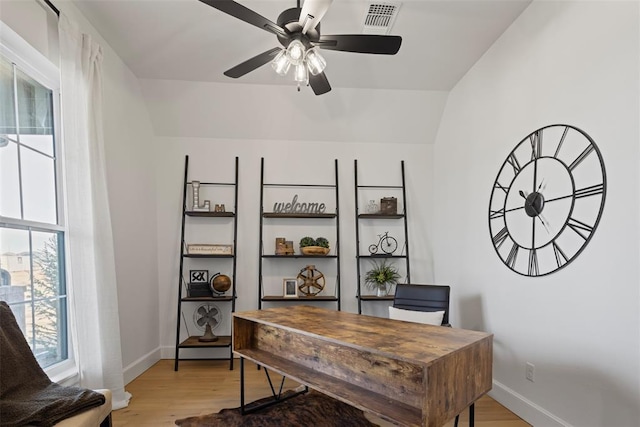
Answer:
257, 157, 341, 310
354, 159, 411, 314
174, 155, 239, 371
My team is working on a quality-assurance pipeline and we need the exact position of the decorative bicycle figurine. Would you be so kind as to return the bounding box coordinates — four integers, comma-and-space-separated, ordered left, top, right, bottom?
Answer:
369, 231, 398, 255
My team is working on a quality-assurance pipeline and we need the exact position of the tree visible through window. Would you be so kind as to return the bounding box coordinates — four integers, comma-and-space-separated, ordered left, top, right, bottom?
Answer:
0, 52, 68, 370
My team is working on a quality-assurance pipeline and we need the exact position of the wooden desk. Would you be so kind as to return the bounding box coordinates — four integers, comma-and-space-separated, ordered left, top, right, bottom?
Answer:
233, 305, 493, 427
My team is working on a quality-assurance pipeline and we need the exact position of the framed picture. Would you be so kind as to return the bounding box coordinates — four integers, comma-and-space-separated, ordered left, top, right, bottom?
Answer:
283, 278, 298, 298
190, 270, 209, 284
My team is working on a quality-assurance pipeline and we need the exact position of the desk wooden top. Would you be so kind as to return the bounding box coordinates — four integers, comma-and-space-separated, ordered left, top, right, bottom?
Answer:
233, 305, 492, 366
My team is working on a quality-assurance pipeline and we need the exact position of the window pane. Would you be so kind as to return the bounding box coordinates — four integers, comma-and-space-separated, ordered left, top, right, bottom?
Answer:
33, 297, 66, 368
0, 56, 16, 134
0, 138, 21, 218
32, 232, 62, 299
16, 68, 53, 136
20, 134, 54, 157
0, 227, 32, 301
21, 148, 57, 224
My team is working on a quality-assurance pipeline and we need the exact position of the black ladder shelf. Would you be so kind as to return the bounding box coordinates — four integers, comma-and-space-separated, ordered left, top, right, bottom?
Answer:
174, 155, 239, 371
257, 157, 341, 310
354, 159, 411, 314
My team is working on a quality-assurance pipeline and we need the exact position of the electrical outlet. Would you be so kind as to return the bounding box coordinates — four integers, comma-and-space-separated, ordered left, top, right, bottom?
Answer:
526, 362, 535, 382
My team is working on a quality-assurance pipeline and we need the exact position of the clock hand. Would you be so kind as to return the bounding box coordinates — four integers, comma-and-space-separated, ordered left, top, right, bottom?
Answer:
537, 178, 546, 192
537, 212, 552, 234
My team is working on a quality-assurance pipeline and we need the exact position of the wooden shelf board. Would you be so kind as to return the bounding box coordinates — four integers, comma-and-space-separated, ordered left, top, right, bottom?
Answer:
235, 348, 421, 427
183, 254, 234, 258
185, 211, 235, 217
358, 295, 394, 301
262, 296, 339, 302
179, 335, 231, 348
262, 213, 336, 219
262, 254, 338, 259
181, 296, 235, 302
357, 254, 407, 259
358, 214, 403, 219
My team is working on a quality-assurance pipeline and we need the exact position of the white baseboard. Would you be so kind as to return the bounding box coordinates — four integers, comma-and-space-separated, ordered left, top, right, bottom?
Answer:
122, 347, 162, 385
160, 345, 174, 359
490, 380, 571, 427
160, 345, 235, 360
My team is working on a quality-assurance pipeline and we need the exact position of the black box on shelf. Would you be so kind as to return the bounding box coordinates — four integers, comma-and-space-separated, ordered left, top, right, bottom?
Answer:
380, 197, 397, 215
187, 283, 213, 297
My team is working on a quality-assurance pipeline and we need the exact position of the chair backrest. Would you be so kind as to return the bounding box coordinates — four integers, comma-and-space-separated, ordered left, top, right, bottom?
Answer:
392, 284, 451, 325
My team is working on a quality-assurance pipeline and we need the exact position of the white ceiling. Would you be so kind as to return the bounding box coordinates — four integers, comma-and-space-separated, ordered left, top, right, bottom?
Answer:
72, 0, 532, 92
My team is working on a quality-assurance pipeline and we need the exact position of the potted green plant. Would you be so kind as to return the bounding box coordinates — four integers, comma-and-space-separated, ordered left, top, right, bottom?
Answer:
365, 259, 400, 296
315, 237, 329, 248
299, 236, 330, 255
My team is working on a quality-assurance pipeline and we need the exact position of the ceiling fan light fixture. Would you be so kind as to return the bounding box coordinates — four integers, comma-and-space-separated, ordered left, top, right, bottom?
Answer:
286, 39, 306, 66
305, 47, 326, 75
271, 49, 291, 75
294, 63, 308, 83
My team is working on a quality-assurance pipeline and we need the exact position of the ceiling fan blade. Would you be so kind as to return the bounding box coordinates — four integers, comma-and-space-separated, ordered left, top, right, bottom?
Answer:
198, 0, 288, 38
309, 72, 331, 95
299, 0, 333, 34
224, 47, 281, 78
317, 35, 402, 55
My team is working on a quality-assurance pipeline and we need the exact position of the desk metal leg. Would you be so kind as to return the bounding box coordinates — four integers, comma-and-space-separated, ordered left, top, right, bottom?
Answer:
239, 356, 308, 415
453, 402, 475, 427
240, 357, 246, 414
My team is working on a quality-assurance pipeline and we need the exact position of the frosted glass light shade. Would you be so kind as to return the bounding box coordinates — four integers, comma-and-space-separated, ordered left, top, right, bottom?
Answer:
305, 48, 326, 75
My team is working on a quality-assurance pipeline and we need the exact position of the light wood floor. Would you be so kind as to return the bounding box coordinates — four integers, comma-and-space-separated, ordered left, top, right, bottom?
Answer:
113, 359, 530, 427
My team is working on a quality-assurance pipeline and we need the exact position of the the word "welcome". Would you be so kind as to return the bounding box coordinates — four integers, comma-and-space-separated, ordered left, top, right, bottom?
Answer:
273, 194, 326, 214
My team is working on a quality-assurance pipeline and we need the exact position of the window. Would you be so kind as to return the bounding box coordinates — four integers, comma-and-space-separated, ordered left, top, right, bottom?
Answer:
0, 49, 68, 370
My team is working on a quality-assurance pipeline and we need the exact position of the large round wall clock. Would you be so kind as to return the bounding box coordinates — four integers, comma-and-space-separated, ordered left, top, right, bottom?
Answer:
488, 124, 606, 277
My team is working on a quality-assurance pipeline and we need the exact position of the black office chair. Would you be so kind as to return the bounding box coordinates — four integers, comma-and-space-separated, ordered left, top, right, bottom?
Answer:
391, 284, 472, 427
392, 283, 451, 326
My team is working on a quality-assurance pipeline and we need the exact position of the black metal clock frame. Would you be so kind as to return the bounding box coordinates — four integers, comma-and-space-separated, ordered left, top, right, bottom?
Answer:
488, 124, 607, 277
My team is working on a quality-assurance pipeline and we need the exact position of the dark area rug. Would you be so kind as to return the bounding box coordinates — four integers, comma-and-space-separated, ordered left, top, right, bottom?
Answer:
174, 390, 379, 427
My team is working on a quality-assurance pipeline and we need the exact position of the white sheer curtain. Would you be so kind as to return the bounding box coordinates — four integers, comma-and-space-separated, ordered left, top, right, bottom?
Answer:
58, 14, 130, 410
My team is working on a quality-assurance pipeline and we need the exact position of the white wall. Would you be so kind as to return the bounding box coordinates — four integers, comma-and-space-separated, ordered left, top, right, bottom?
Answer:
0, 0, 160, 383
433, 1, 639, 426
139, 79, 447, 145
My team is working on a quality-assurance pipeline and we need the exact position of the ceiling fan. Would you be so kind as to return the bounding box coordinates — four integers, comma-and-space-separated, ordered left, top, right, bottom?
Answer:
198, 0, 402, 95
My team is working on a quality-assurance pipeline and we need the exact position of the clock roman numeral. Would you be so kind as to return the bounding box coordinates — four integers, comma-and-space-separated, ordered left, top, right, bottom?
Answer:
566, 217, 594, 240
553, 126, 570, 158
552, 241, 569, 268
490, 208, 505, 220
492, 226, 509, 249
568, 145, 595, 171
494, 182, 509, 194
528, 249, 539, 276
506, 153, 521, 175
575, 183, 604, 199
506, 243, 519, 268
530, 130, 542, 160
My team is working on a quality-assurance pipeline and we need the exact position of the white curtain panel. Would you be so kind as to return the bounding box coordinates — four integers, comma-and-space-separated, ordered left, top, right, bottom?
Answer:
58, 14, 130, 410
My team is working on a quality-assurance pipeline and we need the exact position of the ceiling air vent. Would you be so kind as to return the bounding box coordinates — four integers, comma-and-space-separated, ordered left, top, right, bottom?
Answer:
362, 2, 401, 35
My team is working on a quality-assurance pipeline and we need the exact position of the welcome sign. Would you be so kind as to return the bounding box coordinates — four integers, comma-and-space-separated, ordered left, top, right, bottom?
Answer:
273, 194, 327, 214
